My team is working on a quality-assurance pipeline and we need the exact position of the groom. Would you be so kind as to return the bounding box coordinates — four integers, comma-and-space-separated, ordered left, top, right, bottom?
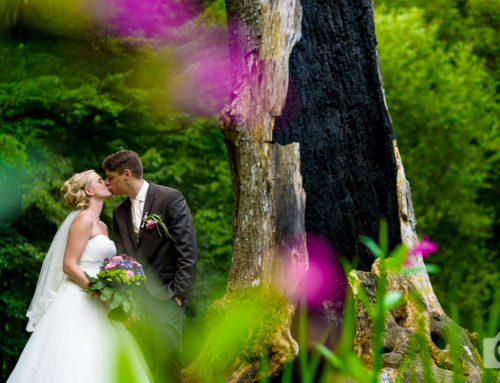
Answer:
102, 150, 197, 383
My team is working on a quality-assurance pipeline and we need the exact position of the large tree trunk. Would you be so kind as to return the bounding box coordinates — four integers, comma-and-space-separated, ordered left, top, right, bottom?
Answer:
184, 0, 307, 381
185, 0, 484, 381
273, 0, 483, 380
273, 0, 401, 271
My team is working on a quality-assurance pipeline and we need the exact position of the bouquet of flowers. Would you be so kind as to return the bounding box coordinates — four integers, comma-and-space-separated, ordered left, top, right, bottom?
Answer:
83, 254, 146, 322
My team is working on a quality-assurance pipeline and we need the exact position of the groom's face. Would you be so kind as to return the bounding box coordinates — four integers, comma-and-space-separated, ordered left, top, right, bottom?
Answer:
104, 170, 128, 195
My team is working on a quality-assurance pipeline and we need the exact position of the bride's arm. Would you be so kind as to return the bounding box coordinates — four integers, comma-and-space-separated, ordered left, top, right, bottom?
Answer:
63, 214, 93, 289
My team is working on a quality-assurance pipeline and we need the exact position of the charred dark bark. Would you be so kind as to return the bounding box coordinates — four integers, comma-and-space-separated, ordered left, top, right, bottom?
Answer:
273, 0, 401, 271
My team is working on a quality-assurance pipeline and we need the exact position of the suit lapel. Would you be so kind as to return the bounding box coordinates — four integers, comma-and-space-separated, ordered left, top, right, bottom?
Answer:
137, 182, 156, 245
122, 198, 138, 249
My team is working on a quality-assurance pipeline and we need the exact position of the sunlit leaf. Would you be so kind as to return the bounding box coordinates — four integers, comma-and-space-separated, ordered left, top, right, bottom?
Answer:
383, 290, 403, 311
361, 236, 383, 258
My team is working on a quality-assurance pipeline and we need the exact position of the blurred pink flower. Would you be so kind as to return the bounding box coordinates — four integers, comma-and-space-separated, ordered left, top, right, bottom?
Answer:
126, 270, 134, 279
112, 255, 123, 262
405, 236, 438, 266
408, 236, 438, 257
105, 262, 116, 270
146, 219, 155, 230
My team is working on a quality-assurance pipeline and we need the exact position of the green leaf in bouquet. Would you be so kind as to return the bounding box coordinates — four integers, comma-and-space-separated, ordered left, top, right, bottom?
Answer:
109, 306, 126, 322
109, 292, 123, 310
101, 287, 114, 301
121, 298, 132, 314
94, 280, 107, 290
84, 272, 98, 286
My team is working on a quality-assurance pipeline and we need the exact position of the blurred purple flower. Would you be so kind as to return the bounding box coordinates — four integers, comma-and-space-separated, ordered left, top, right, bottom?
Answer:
408, 236, 438, 258
278, 234, 346, 309
90, 0, 198, 39
86, 0, 231, 116
303, 235, 346, 308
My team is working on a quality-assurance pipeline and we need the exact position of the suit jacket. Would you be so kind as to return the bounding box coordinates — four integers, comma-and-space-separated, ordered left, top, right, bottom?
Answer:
112, 182, 197, 300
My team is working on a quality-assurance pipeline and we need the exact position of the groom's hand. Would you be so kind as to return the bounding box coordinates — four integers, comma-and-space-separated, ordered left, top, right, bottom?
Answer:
174, 296, 183, 307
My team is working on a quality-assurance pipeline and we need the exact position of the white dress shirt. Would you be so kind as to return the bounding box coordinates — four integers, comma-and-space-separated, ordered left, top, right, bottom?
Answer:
130, 180, 149, 236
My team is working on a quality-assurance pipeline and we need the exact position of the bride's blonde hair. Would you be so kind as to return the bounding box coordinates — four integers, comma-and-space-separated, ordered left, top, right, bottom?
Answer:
60, 170, 95, 210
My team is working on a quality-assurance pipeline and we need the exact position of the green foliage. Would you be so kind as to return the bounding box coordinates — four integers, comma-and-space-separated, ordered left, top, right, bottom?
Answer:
0, 225, 44, 379
0, 6, 233, 378
377, 0, 500, 79
2, 0, 498, 380
375, 6, 500, 331
190, 287, 289, 379
203, 0, 228, 25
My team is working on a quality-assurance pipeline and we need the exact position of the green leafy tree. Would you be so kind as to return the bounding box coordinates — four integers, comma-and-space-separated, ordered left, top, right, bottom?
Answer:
375, 7, 499, 329
378, 0, 500, 79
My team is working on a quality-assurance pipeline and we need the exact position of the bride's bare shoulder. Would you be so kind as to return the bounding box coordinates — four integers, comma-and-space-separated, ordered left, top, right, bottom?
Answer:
69, 212, 93, 234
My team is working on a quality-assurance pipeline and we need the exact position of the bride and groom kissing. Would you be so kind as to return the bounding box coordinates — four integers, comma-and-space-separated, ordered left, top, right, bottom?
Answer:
8, 150, 198, 383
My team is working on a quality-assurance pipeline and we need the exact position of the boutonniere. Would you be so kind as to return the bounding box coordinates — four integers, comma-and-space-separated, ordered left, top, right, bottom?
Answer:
142, 213, 176, 242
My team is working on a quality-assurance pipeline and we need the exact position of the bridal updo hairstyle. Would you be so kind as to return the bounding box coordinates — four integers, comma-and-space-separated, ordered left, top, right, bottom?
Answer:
61, 170, 94, 210
102, 150, 143, 178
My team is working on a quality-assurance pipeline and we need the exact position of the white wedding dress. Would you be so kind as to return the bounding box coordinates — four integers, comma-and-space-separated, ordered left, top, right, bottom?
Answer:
7, 234, 151, 383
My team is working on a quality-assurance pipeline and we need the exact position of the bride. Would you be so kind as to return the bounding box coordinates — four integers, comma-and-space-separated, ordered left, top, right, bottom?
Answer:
7, 170, 151, 383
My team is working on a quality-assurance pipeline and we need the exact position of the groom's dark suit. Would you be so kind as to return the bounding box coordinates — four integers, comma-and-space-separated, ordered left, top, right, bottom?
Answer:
112, 181, 197, 382
112, 182, 197, 301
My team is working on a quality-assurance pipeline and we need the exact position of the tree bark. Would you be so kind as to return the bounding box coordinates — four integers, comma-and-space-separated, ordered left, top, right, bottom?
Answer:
221, 0, 305, 291
274, 0, 482, 379
273, 0, 401, 272
186, 0, 484, 381
184, 0, 307, 381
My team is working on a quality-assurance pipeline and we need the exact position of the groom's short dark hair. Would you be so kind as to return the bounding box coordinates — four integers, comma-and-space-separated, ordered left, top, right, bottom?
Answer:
102, 150, 143, 178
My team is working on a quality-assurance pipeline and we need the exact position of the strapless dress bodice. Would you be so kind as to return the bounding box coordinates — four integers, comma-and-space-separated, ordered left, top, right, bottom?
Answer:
59, 235, 116, 295
79, 234, 117, 276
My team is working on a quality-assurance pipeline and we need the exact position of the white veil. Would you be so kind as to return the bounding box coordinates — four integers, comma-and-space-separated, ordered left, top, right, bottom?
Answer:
26, 209, 81, 332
